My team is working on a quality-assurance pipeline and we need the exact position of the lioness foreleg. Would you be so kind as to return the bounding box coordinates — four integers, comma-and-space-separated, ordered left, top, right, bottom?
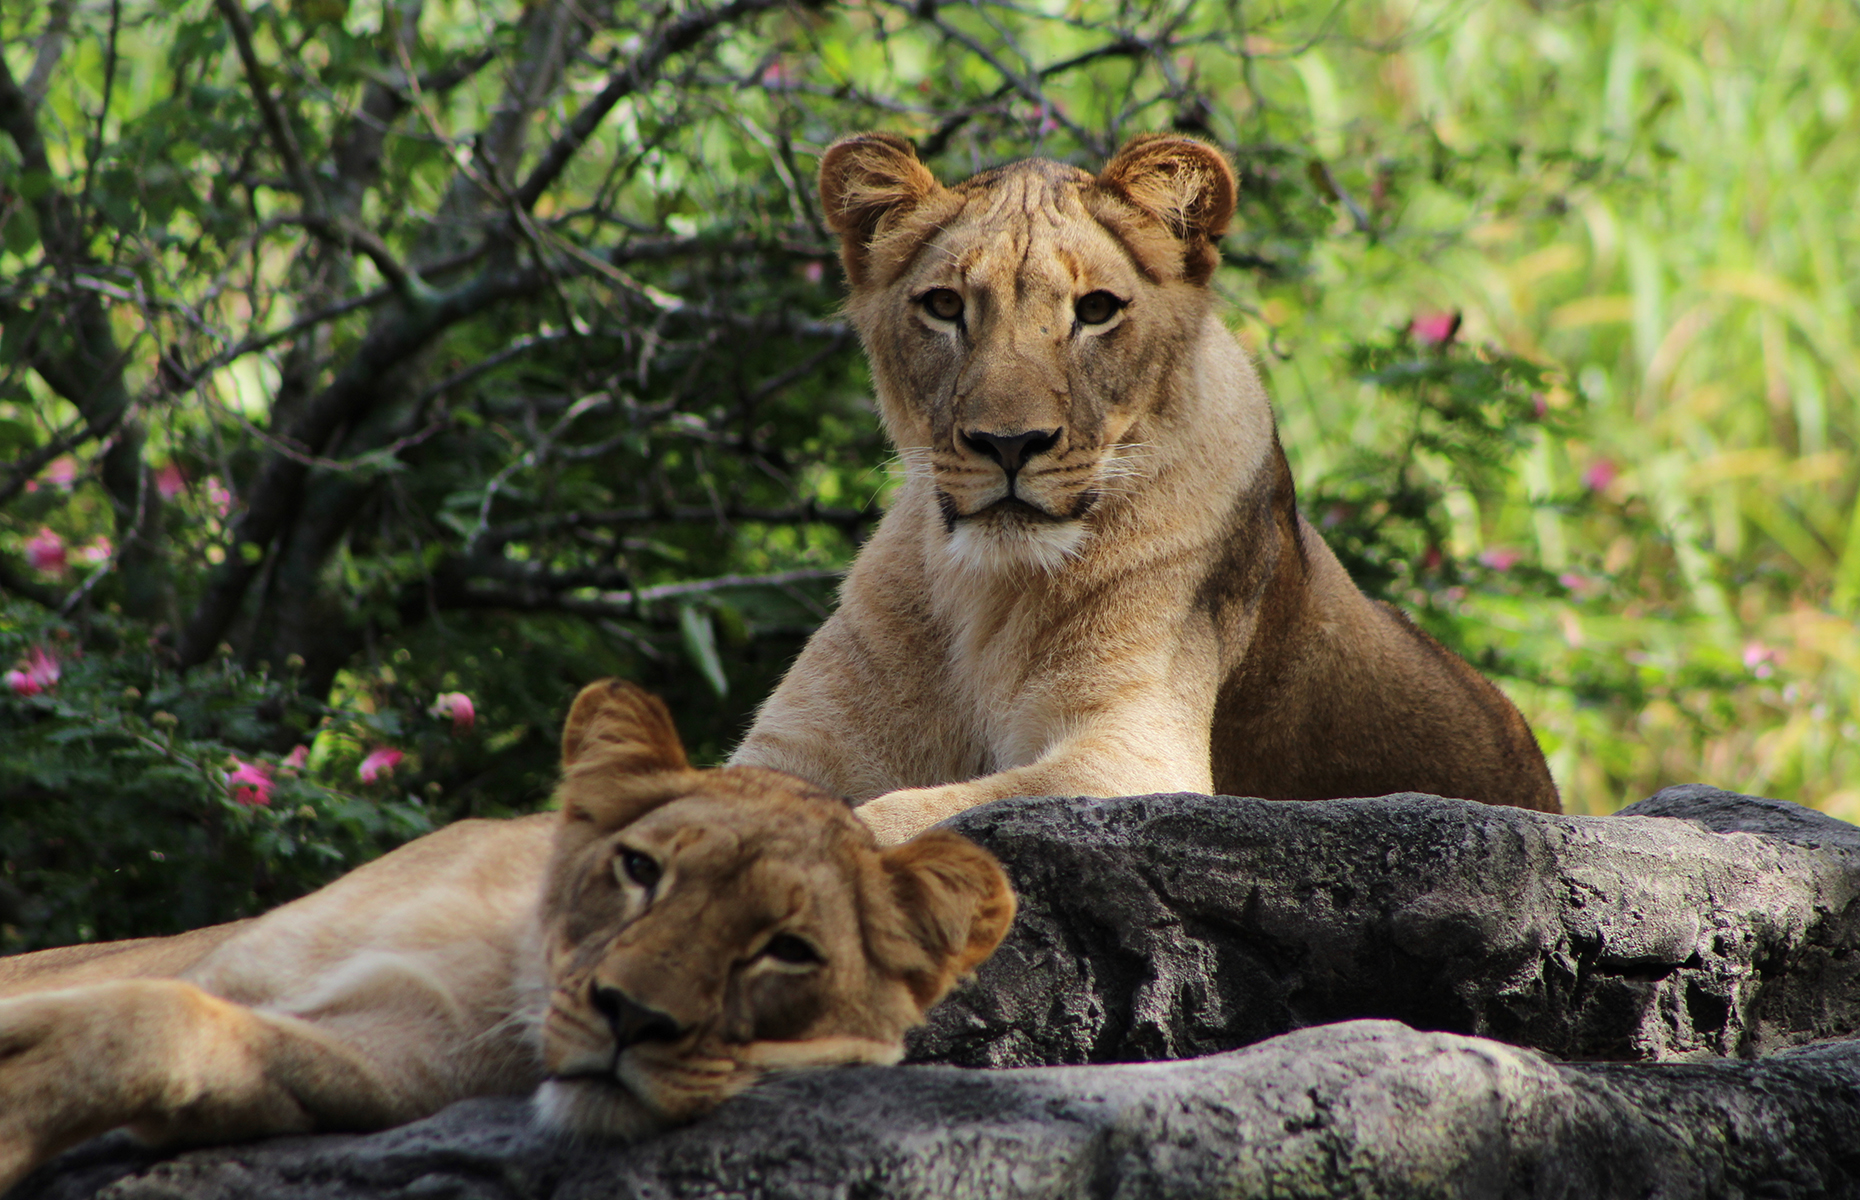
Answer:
854, 721, 1212, 845
0, 979, 417, 1192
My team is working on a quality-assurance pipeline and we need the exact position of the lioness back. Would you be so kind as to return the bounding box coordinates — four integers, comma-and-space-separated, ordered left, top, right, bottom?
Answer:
731, 133, 1558, 843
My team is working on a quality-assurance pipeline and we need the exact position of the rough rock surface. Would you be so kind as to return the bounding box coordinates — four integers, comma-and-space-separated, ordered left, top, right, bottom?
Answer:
910, 784, 1860, 1067
14, 785, 1860, 1199
16, 1021, 1860, 1199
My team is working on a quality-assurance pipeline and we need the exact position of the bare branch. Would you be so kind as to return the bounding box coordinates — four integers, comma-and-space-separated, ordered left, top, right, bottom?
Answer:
434, 567, 843, 624
482, 501, 877, 548
213, 0, 319, 207
284, 213, 432, 305
874, 0, 1106, 155
24, 0, 75, 101
513, 0, 792, 211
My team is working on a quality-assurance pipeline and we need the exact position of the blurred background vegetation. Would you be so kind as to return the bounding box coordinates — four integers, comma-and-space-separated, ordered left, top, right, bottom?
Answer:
1, 0, 1854, 951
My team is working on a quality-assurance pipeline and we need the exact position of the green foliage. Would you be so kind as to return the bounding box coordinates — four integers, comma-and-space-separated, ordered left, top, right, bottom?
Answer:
0, 603, 433, 953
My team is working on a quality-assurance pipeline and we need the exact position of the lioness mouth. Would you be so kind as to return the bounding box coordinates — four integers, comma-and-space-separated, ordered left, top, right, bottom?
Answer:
936, 492, 1067, 527
979, 496, 1065, 521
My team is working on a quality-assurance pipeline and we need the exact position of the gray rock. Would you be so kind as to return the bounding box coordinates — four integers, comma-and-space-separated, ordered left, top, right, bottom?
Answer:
909, 785, 1860, 1067
16, 785, 1860, 1199
15, 1020, 1860, 1199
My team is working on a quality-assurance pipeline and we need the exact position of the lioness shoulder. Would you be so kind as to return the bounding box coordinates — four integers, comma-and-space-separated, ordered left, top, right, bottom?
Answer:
0, 682, 1013, 1192
730, 133, 1559, 843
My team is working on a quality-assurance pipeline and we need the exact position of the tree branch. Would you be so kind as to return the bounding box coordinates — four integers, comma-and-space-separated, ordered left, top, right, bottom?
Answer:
428, 567, 842, 623
285, 213, 432, 305
213, 0, 319, 207
512, 0, 792, 211
481, 500, 877, 548
175, 261, 557, 667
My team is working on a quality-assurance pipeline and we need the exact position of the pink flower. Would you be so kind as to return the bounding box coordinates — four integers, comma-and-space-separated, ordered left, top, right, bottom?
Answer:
358, 746, 404, 783
41, 456, 78, 490
428, 691, 476, 733
759, 61, 791, 86
78, 536, 112, 565
1743, 641, 1778, 680
1479, 548, 1523, 571
205, 477, 232, 517
1410, 311, 1460, 346
281, 744, 310, 772
4, 647, 60, 696
803, 261, 825, 285
26, 528, 66, 575
1582, 458, 1619, 492
1530, 392, 1549, 420
226, 757, 274, 808
1559, 571, 1601, 599
156, 462, 187, 500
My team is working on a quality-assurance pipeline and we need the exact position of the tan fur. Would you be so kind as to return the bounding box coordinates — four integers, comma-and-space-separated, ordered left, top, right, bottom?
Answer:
0, 681, 1014, 1192
730, 134, 1560, 845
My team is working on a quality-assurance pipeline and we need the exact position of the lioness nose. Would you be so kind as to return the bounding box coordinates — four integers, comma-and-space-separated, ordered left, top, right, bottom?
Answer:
592, 983, 685, 1048
961, 427, 1061, 475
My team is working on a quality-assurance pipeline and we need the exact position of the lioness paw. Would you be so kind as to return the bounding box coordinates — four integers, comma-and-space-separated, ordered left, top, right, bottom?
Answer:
855, 787, 965, 845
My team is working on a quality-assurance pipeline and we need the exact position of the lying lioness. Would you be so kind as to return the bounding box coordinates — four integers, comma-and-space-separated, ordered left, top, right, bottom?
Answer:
732, 133, 1560, 842
0, 681, 1014, 1194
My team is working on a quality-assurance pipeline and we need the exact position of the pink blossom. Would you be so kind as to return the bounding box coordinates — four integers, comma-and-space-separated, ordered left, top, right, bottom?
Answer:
428, 691, 476, 733
1559, 571, 1601, 599
4, 647, 60, 696
41, 456, 78, 490
358, 746, 404, 783
281, 744, 310, 772
803, 261, 825, 285
1530, 392, 1549, 420
1743, 641, 1778, 680
759, 61, 791, 86
226, 757, 274, 808
26, 528, 67, 575
78, 536, 112, 565
1582, 458, 1619, 492
205, 477, 232, 517
1409, 311, 1460, 346
1479, 547, 1523, 571
156, 462, 187, 500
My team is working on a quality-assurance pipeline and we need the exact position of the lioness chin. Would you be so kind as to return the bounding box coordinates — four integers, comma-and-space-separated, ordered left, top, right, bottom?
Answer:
731, 133, 1560, 843
0, 681, 1014, 1195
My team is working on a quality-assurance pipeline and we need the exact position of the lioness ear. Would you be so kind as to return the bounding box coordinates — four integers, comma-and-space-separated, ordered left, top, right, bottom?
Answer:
560, 679, 689, 777
879, 830, 1017, 1010
1095, 134, 1236, 283
818, 133, 940, 286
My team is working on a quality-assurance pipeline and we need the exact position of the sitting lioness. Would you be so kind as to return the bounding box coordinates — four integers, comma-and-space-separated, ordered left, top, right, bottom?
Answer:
731, 133, 1560, 843
0, 681, 1014, 1194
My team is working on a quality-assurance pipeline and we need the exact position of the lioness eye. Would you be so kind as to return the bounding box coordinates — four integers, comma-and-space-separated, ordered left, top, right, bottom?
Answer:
1075, 291, 1123, 326
920, 288, 964, 323
618, 848, 660, 891
761, 934, 822, 966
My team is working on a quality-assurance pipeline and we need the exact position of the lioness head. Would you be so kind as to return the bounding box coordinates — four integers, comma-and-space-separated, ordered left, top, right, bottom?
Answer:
533, 680, 1015, 1137
819, 132, 1238, 572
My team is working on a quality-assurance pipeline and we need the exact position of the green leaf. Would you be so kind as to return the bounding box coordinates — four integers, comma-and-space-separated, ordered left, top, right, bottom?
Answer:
678, 604, 729, 698
0, 417, 37, 455
1, 205, 38, 255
